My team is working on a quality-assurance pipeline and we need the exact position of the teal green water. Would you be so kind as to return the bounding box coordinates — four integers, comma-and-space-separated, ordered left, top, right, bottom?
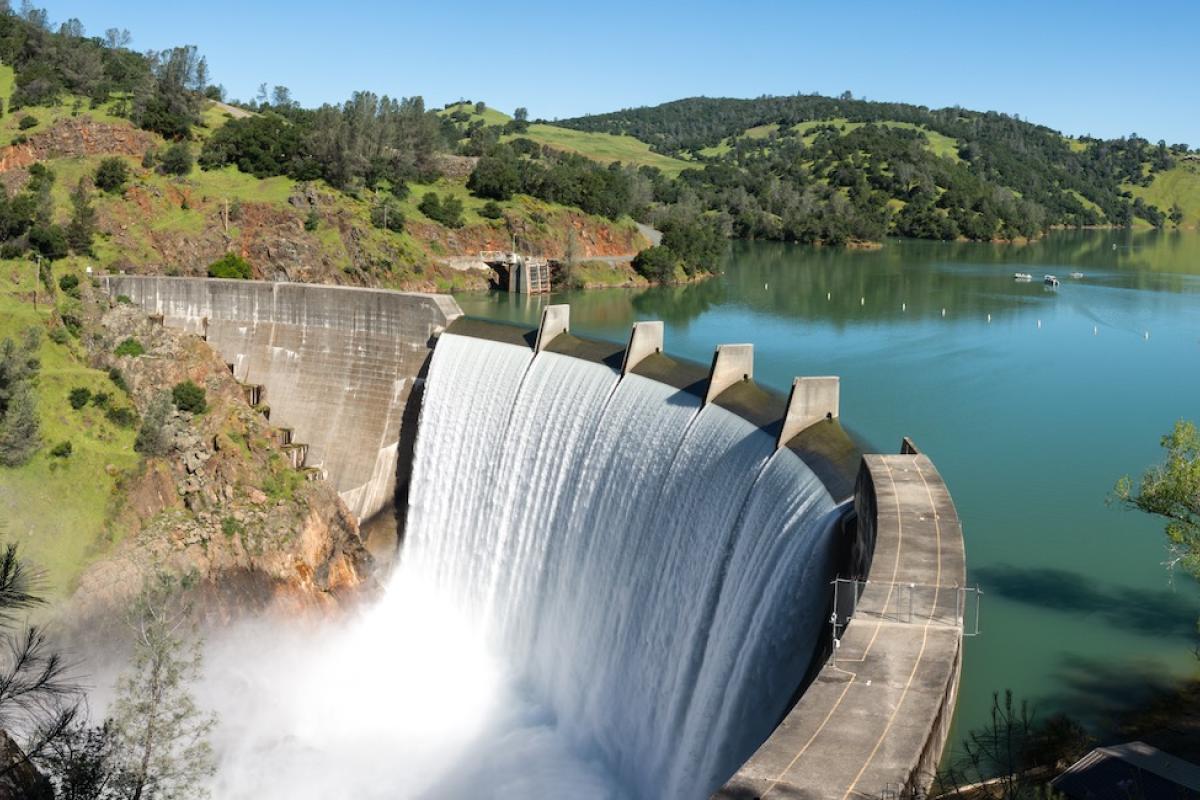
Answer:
454, 230, 1200, 743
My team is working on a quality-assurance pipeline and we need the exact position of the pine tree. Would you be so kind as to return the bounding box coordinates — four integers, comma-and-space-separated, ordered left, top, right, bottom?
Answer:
0, 381, 40, 466
66, 178, 97, 255
111, 577, 215, 800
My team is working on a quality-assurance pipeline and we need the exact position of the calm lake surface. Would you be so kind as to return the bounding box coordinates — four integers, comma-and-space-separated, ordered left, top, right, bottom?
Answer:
454, 229, 1200, 743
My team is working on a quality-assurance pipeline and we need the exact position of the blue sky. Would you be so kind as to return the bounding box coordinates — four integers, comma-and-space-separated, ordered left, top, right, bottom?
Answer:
36, 0, 1200, 144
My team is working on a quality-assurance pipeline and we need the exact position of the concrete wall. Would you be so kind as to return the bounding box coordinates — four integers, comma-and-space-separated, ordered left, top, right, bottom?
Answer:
102, 276, 462, 521
714, 450, 966, 800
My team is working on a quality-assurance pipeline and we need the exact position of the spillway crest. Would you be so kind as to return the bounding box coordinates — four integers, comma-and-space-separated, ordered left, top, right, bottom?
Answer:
403, 332, 843, 798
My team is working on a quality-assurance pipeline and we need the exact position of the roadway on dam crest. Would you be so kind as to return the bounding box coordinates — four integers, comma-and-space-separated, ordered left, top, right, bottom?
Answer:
714, 450, 967, 800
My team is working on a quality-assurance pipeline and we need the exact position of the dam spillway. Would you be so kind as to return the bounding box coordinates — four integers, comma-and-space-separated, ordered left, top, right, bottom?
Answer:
101, 277, 967, 800
404, 330, 842, 798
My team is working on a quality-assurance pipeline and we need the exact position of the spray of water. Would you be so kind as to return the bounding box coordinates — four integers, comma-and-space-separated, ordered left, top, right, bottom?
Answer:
177, 333, 842, 799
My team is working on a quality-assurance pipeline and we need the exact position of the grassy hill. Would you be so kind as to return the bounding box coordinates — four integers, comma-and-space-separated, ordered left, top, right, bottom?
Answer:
1128, 158, 1200, 227
0, 277, 138, 597
440, 102, 693, 175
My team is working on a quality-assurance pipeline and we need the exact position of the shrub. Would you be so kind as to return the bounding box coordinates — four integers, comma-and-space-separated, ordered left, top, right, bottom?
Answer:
116, 294, 133, 305
207, 252, 252, 280
0, 242, 23, 259
135, 392, 172, 456
141, 149, 157, 169
158, 142, 193, 176
632, 245, 680, 283
10, 134, 26, 146
91, 391, 111, 409
418, 192, 464, 228
94, 157, 131, 194
171, 380, 207, 414
304, 209, 319, 231
107, 367, 129, 393
48, 327, 68, 345
58, 274, 80, 294
105, 406, 136, 428
221, 516, 244, 538
60, 313, 82, 338
28, 224, 69, 260
370, 200, 405, 233
68, 387, 91, 410
113, 338, 145, 358
479, 201, 504, 220
49, 440, 72, 458
17, 115, 37, 130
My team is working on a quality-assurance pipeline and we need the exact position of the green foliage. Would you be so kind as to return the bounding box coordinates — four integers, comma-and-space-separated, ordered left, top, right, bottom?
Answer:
94, 157, 131, 194
1116, 420, 1200, 580
115, 294, 133, 305
0, 381, 40, 465
113, 338, 145, 358
107, 366, 129, 393
304, 208, 320, 231
158, 142, 193, 176
220, 516, 243, 538
467, 151, 520, 200
68, 386, 91, 409
66, 179, 96, 255
660, 213, 725, 275
418, 192, 464, 228
17, 114, 37, 130
206, 252, 252, 279
171, 380, 206, 414
90, 391, 110, 409
479, 200, 504, 219
199, 113, 306, 178
111, 576, 217, 800
58, 273, 79, 296
29, 224, 68, 260
0, 328, 42, 466
135, 392, 172, 456
632, 245, 679, 283
49, 440, 72, 458
370, 198, 405, 233
104, 405, 136, 428
48, 326, 68, 345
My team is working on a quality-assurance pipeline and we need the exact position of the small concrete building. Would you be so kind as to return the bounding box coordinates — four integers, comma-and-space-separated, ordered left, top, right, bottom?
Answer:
1052, 741, 1200, 800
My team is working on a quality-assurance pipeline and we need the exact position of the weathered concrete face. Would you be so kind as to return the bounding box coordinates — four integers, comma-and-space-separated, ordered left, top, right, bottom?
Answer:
101, 276, 462, 521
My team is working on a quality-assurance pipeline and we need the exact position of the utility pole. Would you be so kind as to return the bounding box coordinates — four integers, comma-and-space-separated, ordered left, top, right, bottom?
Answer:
31, 254, 39, 311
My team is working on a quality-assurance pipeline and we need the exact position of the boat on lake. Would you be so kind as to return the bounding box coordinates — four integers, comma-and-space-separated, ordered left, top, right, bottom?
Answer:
1014, 272, 1033, 281
1069, 272, 1084, 279
1044, 274, 1060, 286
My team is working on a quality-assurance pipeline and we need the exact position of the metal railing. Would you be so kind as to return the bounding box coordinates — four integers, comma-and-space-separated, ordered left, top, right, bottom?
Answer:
831, 577, 982, 644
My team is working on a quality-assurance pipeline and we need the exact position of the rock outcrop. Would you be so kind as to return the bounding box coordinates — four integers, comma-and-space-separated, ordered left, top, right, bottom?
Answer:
65, 302, 374, 636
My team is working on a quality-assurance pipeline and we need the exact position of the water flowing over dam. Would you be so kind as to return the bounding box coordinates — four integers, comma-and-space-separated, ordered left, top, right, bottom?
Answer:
102, 278, 967, 800
404, 332, 843, 798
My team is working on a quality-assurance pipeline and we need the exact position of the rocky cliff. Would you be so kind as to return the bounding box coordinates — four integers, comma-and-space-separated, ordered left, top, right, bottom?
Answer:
63, 300, 375, 635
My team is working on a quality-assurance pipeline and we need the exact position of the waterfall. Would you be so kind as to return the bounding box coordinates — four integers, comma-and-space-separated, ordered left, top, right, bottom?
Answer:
401, 333, 842, 799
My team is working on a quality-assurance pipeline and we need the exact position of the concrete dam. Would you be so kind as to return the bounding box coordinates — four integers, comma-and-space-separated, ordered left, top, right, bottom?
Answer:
104, 276, 967, 800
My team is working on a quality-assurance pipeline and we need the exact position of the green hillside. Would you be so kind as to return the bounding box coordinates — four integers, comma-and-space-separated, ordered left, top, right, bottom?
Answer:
0, 277, 138, 597
1129, 159, 1200, 226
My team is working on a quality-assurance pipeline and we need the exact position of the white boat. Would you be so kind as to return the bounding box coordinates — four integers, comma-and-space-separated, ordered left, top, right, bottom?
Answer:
1014, 272, 1033, 282
1069, 272, 1084, 279
1044, 274, 1060, 286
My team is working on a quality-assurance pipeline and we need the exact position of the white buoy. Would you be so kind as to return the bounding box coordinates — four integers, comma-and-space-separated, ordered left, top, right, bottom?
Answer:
1037, 319, 1042, 329
987, 313, 991, 323
764, 283, 768, 290
941, 308, 946, 317
827, 292, 831, 301
1144, 331, 1150, 340
902, 302, 906, 312
1093, 326, 1098, 336
860, 296, 865, 306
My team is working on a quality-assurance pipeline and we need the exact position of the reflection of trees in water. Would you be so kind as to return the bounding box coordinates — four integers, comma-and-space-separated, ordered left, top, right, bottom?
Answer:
629, 279, 728, 326
721, 231, 1200, 326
